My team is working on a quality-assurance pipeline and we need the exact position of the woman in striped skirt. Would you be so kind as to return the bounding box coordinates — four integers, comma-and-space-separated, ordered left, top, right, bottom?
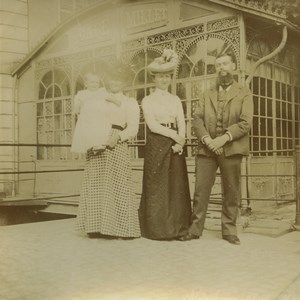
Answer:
139, 49, 192, 240
75, 66, 140, 239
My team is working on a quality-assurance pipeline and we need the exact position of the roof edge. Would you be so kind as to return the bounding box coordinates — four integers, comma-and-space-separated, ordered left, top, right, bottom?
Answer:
11, 0, 112, 77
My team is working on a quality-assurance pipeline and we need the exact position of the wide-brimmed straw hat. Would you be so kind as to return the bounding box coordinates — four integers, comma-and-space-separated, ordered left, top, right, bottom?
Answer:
148, 49, 178, 74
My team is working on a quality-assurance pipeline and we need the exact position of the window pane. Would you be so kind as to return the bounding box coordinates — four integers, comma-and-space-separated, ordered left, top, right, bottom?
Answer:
54, 100, 62, 114
267, 98, 272, 117
260, 118, 266, 136
41, 71, 53, 87
268, 138, 273, 151
276, 120, 281, 136
287, 85, 291, 102
276, 138, 282, 150
275, 82, 280, 99
45, 102, 53, 115
54, 116, 61, 130
282, 121, 287, 137
54, 85, 62, 97
282, 83, 286, 100
267, 118, 273, 136
37, 103, 43, 116
287, 103, 292, 119
39, 83, 46, 99
45, 86, 53, 99
282, 102, 286, 119
253, 137, 259, 152
61, 82, 70, 96
135, 70, 146, 85
283, 139, 287, 149
192, 60, 205, 77
260, 98, 265, 115
136, 89, 145, 105
206, 63, 215, 75
37, 118, 45, 132
66, 130, 72, 143
37, 147, 45, 160
267, 79, 272, 97
288, 122, 292, 138
176, 83, 186, 100
260, 78, 266, 96
276, 101, 280, 118
46, 117, 53, 130
253, 77, 259, 95
253, 96, 258, 115
65, 115, 72, 129
182, 100, 187, 117
65, 99, 72, 114
54, 70, 66, 84
261, 138, 266, 151
253, 117, 259, 135
178, 55, 192, 79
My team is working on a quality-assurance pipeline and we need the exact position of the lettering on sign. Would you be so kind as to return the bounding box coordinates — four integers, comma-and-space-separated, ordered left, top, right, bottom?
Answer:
78, 16, 110, 42
124, 4, 168, 33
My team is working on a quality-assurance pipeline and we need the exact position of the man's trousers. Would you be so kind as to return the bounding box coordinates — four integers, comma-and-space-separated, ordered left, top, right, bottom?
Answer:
189, 153, 242, 236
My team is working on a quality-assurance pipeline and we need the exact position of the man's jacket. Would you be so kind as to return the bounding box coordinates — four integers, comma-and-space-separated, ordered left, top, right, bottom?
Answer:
193, 80, 253, 157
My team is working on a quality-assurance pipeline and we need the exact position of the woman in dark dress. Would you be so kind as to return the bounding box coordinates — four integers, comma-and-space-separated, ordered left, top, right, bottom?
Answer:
139, 49, 191, 240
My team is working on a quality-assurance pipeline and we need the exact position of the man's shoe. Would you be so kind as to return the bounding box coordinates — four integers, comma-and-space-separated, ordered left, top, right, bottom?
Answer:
178, 233, 199, 241
223, 235, 240, 245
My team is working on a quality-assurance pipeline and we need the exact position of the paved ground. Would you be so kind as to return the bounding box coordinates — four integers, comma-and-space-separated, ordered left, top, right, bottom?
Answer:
0, 218, 300, 300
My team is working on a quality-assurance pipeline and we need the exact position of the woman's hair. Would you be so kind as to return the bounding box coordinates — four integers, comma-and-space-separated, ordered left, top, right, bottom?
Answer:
83, 72, 100, 82
103, 61, 133, 85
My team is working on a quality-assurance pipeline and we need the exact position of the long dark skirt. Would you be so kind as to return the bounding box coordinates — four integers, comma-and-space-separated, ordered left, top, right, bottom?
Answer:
139, 131, 192, 240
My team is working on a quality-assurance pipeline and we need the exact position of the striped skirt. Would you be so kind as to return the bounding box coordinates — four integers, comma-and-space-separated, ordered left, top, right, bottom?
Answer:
76, 129, 140, 238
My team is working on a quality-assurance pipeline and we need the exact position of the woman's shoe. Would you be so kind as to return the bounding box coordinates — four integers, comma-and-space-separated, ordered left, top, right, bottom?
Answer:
177, 233, 199, 241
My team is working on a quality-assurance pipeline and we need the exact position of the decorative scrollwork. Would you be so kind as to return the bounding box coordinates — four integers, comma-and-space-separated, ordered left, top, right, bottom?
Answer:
251, 178, 268, 191
277, 177, 293, 196
175, 37, 196, 57
223, 0, 287, 17
147, 24, 204, 45
207, 16, 239, 32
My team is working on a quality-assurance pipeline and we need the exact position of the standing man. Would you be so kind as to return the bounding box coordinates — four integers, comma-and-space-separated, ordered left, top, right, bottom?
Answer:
179, 52, 253, 245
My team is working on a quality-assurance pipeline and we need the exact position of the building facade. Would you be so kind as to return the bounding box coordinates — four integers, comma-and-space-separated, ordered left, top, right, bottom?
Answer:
1, 0, 300, 210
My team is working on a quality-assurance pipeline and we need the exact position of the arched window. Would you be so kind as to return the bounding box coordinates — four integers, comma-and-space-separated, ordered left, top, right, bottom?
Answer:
37, 70, 71, 160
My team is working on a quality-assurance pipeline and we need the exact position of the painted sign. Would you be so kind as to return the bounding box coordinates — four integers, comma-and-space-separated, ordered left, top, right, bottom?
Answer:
124, 3, 168, 34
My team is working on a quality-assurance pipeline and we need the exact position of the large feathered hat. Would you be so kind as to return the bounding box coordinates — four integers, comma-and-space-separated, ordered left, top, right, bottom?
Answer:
147, 49, 178, 74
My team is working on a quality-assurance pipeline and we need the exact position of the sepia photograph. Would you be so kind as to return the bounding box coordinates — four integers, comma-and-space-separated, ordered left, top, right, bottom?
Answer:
0, 0, 300, 299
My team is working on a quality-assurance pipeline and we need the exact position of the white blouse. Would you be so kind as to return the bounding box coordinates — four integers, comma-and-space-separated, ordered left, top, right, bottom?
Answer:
141, 88, 185, 140
106, 92, 140, 142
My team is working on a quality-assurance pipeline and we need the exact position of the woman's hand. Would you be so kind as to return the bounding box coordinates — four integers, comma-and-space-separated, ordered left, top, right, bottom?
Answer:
107, 134, 120, 149
173, 134, 185, 146
172, 143, 183, 155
